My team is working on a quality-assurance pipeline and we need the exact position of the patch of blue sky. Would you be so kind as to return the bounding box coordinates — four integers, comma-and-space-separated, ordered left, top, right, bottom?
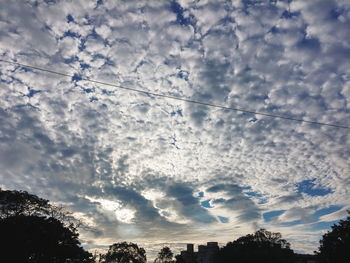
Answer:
87, 28, 103, 42
96, 0, 103, 8
263, 210, 285, 223
80, 63, 90, 69
103, 57, 115, 66
16, 65, 31, 73
83, 88, 95, 93
244, 189, 266, 204
78, 37, 88, 51
27, 89, 42, 98
197, 191, 204, 198
66, 14, 74, 23
280, 219, 303, 227
170, 135, 180, 149
218, 216, 229, 223
170, 1, 192, 26
296, 179, 333, 197
101, 89, 114, 95
330, 6, 347, 20
313, 205, 342, 220
43, 24, 52, 31
269, 25, 279, 34
170, 109, 183, 117
92, 53, 106, 60
89, 97, 98, 102
89, 55, 113, 67
244, 191, 262, 198
310, 220, 339, 231
200, 199, 213, 208
280, 10, 300, 19
257, 199, 268, 205
177, 70, 189, 80
82, 14, 96, 26
63, 56, 78, 64
297, 37, 321, 53
71, 73, 82, 82
62, 31, 80, 39
249, 117, 258, 123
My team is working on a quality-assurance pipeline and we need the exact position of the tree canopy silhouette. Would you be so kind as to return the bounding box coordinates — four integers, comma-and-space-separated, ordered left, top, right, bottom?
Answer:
317, 210, 350, 263
216, 229, 295, 263
0, 188, 93, 263
0, 188, 77, 227
0, 188, 50, 218
101, 242, 147, 263
154, 246, 175, 263
0, 215, 94, 263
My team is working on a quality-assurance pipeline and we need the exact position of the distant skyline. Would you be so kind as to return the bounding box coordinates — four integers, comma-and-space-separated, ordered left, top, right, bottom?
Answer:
1, 0, 350, 260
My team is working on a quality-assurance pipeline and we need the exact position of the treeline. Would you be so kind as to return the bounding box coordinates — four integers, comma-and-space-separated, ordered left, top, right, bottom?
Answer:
1, 188, 349, 263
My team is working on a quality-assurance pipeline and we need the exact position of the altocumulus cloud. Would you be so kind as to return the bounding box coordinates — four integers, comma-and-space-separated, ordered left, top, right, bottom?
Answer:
1, 0, 350, 258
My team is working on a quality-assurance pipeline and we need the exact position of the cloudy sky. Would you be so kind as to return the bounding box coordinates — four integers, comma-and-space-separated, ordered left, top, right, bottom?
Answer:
1, 0, 350, 260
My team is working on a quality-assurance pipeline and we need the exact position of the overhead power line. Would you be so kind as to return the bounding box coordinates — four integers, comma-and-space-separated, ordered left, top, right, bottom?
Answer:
1, 59, 349, 130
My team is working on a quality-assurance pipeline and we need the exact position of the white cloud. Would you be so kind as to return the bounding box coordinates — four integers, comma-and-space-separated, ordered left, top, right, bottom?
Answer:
1, 0, 350, 257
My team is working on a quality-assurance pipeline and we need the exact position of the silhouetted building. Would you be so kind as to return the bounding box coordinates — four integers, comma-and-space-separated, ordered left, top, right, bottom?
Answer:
177, 243, 319, 263
187, 244, 194, 253
178, 242, 219, 263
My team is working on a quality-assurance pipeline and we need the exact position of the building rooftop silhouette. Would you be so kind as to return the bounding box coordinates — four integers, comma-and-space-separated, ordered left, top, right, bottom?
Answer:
179, 242, 219, 263
177, 243, 319, 263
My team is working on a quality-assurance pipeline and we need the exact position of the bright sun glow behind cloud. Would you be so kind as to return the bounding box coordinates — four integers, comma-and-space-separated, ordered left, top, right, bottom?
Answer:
114, 208, 136, 224
85, 196, 135, 224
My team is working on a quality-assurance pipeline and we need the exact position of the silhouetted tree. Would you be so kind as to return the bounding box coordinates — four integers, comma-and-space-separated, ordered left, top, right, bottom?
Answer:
0, 188, 93, 262
0, 188, 77, 227
101, 242, 146, 263
0, 215, 94, 263
216, 229, 295, 263
317, 210, 350, 263
0, 188, 51, 218
92, 251, 104, 263
154, 246, 175, 263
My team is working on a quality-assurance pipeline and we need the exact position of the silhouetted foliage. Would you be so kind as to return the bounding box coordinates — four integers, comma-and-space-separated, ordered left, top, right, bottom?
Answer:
0, 188, 77, 227
0, 188, 93, 263
216, 229, 295, 263
0, 188, 50, 217
0, 215, 94, 263
154, 246, 175, 263
317, 210, 350, 263
101, 242, 147, 263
